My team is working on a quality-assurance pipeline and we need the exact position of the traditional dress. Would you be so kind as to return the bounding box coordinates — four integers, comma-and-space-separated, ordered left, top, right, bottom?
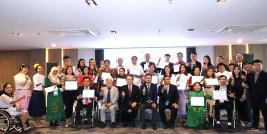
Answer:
28, 73, 46, 117
13, 73, 32, 112
45, 67, 65, 122
186, 90, 211, 128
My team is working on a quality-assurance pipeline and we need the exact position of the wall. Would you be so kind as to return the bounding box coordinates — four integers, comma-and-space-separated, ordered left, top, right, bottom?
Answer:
196, 46, 215, 65
77, 48, 95, 66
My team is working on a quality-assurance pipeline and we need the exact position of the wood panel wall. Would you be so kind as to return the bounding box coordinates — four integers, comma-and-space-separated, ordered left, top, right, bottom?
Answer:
214, 45, 230, 64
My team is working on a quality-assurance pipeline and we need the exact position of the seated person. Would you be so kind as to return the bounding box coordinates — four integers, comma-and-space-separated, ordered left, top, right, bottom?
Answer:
186, 82, 212, 128
75, 76, 99, 126
214, 75, 235, 128
139, 74, 158, 130
120, 75, 140, 127
99, 78, 119, 128
0, 83, 30, 131
158, 75, 179, 129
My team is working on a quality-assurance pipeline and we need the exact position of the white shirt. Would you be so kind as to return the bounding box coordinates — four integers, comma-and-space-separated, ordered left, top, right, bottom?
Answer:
33, 73, 45, 91
216, 71, 232, 79
14, 73, 31, 90
176, 73, 192, 90
127, 64, 144, 86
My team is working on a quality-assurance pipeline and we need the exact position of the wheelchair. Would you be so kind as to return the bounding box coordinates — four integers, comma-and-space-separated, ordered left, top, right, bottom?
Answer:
72, 100, 100, 128
0, 109, 23, 134
212, 100, 240, 129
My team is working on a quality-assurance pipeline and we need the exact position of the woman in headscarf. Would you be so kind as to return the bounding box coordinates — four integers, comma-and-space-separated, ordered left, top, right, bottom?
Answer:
45, 67, 65, 127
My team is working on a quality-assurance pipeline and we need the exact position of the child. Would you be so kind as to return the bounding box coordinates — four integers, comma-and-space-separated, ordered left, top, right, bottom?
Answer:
186, 82, 211, 128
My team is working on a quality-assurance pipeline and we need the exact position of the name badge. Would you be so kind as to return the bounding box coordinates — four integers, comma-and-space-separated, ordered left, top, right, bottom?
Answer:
53, 90, 58, 96
165, 100, 169, 106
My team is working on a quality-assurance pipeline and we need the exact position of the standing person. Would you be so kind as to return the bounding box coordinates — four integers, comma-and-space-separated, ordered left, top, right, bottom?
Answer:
78, 66, 93, 86
45, 67, 65, 127
115, 58, 126, 75
229, 66, 250, 126
127, 56, 144, 87
89, 58, 100, 88
176, 64, 191, 121
201, 55, 215, 76
75, 59, 86, 77
228, 63, 236, 73
140, 53, 156, 73
236, 54, 244, 70
158, 75, 179, 129
188, 52, 202, 75
101, 59, 116, 86
246, 59, 267, 131
28, 64, 46, 127
188, 66, 202, 90
173, 52, 189, 74
13, 64, 32, 114
157, 54, 174, 74
139, 74, 158, 130
216, 63, 232, 80
62, 55, 71, 74
99, 78, 119, 128
63, 66, 77, 127
120, 75, 140, 127
146, 64, 159, 85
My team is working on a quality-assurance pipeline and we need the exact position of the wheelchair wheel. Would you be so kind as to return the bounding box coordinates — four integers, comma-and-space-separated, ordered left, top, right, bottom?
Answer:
0, 111, 11, 134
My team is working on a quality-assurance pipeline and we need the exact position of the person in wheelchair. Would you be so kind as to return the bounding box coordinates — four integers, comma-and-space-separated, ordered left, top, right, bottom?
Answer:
0, 83, 30, 131
214, 75, 235, 128
158, 75, 179, 129
139, 73, 158, 130
99, 78, 119, 128
186, 82, 212, 128
75, 76, 99, 126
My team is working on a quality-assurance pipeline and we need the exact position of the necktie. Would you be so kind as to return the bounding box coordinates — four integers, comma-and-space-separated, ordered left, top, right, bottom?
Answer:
85, 87, 89, 105
147, 84, 150, 94
128, 85, 132, 97
167, 85, 169, 95
107, 87, 111, 103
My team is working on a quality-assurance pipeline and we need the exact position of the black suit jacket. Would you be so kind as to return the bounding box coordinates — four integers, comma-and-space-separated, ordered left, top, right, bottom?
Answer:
120, 84, 140, 106
140, 61, 156, 73
158, 84, 179, 106
140, 83, 158, 104
246, 71, 267, 102
188, 61, 202, 75
214, 85, 235, 104
76, 85, 99, 102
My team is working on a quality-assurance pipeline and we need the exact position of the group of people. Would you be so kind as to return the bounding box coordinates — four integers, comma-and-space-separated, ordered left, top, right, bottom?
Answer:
0, 52, 266, 132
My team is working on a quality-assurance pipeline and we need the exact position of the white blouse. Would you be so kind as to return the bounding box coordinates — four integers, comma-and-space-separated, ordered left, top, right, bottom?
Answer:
14, 73, 31, 90
33, 73, 45, 91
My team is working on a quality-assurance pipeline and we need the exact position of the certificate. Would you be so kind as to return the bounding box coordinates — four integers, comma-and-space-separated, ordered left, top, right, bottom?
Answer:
144, 63, 149, 71
116, 78, 126, 87
94, 76, 98, 83
173, 64, 180, 73
177, 81, 187, 90
191, 76, 204, 84
45, 86, 56, 93
82, 89, 95, 98
191, 97, 205, 106
130, 69, 140, 76
65, 80, 78, 90
205, 78, 219, 86
213, 90, 227, 100
152, 75, 158, 84
158, 62, 168, 69
102, 72, 112, 84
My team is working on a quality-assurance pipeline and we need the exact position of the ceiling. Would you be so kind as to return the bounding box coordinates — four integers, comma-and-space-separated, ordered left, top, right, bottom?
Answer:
0, 0, 267, 50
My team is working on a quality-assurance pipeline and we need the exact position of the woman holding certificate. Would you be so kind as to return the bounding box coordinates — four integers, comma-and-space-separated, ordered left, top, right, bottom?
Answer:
89, 58, 100, 88
100, 60, 116, 86
188, 66, 203, 91
28, 64, 46, 127
176, 64, 191, 122
160, 65, 176, 85
63, 66, 78, 127
45, 67, 65, 127
186, 82, 211, 128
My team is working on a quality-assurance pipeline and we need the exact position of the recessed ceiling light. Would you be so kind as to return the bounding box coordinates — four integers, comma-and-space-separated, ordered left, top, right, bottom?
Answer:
208, 30, 213, 32
51, 43, 57, 47
236, 38, 244, 44
110, 30, 117, 34
216, 0, 227, 2
12, 33, 23, 36
187, 28, 195, 32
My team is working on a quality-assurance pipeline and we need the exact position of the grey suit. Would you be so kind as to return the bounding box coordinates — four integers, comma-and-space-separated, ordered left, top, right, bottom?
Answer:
100, 86, 119, 123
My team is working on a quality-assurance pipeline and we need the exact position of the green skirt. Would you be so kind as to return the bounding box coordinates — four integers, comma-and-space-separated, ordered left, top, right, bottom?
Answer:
186, 106, 206, 128
46, 90, 65, 122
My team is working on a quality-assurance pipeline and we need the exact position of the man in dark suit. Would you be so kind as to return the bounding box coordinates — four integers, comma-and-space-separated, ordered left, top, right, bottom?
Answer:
140, 53, 156, 73
120, 75, 140, 127
139, 74, 158, 130
74, 76, 99, 127
158, 75, 179, 129
246, 59, 267, 131
188, 52, 202, 75
214, 75, 235, 128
